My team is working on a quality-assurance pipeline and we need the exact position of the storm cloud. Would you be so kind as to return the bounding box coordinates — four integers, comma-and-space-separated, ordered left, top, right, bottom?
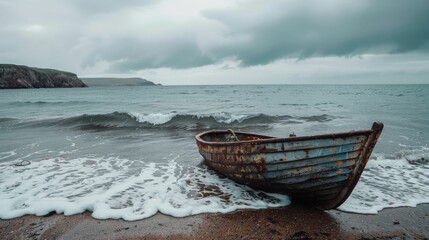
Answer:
203, 0, 429, 66
0, 0, 428, 81
83, 0, 429, 71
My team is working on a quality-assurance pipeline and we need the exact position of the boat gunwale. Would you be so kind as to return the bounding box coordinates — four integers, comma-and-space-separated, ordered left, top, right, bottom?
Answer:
195, 129, 374, 146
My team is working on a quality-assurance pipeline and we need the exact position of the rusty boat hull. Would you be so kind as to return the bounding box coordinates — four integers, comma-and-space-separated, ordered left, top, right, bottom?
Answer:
195, 122, 384, 210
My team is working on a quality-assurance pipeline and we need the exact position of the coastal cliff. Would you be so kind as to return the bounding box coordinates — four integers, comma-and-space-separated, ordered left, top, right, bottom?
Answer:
0, 64, 87, 89
81, 77, 160, 87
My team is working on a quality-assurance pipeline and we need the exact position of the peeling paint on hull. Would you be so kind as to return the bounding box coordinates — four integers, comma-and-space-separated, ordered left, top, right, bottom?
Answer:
196, 122, 384, 210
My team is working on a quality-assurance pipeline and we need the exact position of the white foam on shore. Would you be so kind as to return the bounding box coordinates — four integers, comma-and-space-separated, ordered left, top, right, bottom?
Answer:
339, 147, 429, 214
0, 156, 290, 221
1, 147, 428, 219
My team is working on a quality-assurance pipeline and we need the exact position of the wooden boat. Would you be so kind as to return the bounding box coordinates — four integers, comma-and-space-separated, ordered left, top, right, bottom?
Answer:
195, 122, 383, 210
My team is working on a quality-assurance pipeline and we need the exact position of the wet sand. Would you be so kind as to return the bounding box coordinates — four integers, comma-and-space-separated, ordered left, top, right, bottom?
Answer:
1, 204, 428, 240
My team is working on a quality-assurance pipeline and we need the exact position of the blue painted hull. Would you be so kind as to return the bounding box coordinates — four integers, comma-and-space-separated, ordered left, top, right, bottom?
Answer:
196, 122, 384, 210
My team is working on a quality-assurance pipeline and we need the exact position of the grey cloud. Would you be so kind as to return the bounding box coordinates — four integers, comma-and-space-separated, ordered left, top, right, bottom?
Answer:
1, 0, 428, 73
203, 0, 429, 66
88, 0, 429, 71
65, 0, 157, 14
81, 35, 214, 71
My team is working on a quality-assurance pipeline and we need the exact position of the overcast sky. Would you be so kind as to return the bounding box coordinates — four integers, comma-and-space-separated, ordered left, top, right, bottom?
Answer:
1, 0, 428, 85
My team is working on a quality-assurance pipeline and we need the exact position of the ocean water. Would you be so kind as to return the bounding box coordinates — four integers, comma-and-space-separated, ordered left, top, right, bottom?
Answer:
0, 85, 428, 220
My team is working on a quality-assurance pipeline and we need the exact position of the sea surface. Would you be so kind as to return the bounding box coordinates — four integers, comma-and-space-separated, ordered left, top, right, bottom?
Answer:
0, 85, 428, 220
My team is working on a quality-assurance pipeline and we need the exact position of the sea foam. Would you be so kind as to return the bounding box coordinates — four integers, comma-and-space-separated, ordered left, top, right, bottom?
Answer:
1, 147, 428, 220
0, 156, 290, 221
339, 147, 429, 214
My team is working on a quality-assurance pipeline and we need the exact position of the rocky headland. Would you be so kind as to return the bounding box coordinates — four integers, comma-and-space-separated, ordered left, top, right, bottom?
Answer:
81, 77, 160, 87
0, 64, 87, 89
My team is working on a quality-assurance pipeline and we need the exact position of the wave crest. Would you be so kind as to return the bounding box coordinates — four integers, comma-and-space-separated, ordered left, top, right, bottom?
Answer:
373, 147, 429, 165
11, 112, 338, 131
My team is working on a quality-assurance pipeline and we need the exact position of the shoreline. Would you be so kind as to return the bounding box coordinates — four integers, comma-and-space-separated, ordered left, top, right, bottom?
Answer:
1, 204, 428, 239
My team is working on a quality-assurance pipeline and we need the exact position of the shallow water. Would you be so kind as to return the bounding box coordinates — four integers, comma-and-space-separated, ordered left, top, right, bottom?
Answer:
0, 85, 428, 219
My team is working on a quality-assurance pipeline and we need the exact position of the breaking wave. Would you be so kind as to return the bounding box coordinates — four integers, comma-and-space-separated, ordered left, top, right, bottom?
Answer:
371, 147, 429, 165
9, 112, 338, 131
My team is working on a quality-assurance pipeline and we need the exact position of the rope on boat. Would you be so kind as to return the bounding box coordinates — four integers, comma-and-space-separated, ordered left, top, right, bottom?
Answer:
227, 129, 240, 141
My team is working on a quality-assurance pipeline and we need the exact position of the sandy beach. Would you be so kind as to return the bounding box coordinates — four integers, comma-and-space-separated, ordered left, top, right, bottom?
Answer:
1, 203, 428, 240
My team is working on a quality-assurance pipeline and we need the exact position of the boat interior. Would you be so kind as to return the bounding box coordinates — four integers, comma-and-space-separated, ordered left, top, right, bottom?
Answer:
200, 130, 274, 143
